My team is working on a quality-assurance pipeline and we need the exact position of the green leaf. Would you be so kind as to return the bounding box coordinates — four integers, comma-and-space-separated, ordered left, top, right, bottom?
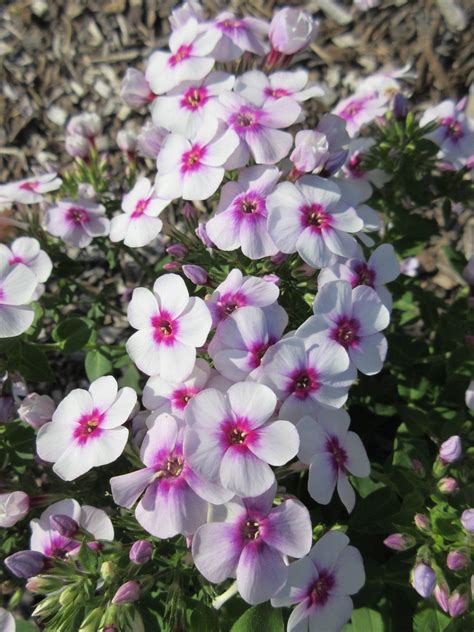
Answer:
17, 342, 54, 382
76, 542, 97, 574
230, 603, 284, 632
412, 608, 451, 632
53, 318, 92, 353
188, 602, 219, 632
15, 620, 39, 632
344, 608, 385, 631
85, 349, 113, 381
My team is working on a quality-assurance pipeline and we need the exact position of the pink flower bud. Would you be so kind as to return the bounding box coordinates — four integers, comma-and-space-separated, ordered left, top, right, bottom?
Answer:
182, 203, 197, 221
112, 580, 140, 605
129, 540, 153, 565
195, 223, 215, 248
393, 92, 407, 119
0, 395, 14, 423
414, 514, 430, 532
439, 435, 462, 464
18, 393, 55, 429
438, 477, 459, 494
270, 252, 288, 265
263, 274, 280, 285
163, 262, 181, 272
65, 134, 91, 159
120, 68, 155, 108
412, 563, 436, 598
448, 588, 468, 617
447, 550, 468, 571
182, 264, 208, 286
136, 122, 167, 158
5, 550, 45, 578
50, 514, 79, 538
67, 113, 101, 139
411, 458, 425, 476
383, 533, 415, 551
269, 8, 318, 55
0, 491, 30, 527
166, 244, 188, 258
461, 508, 474, 532
116, 129, 137, 154
434, 583, 450, 613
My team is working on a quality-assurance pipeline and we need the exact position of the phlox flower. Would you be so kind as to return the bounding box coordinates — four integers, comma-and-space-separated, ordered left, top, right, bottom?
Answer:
218, 91, 301, 166
142, 358, 211, 416
145, 18, 220, 95
0, 254, 37, 338
332, 92, 387, 137
420, 98, 474, 168
297, 280, 390, 375
290, 114, 349, 176
269, 8, 318, 55
205, 166, 280, 259
0, 172, 61, 204
207, 268, 280, 327
0, 237, 52, 299
151, 72, 234, 138
192, 483, 312, 604
0, 609, 14, 632
267, 175, 363, 268
258, 336, 356, 422
334, 178, 382, 247
235, 69, 323, 107
36, 376, 136, 481
110, 177, 170, 248
30, 499, 114, 558
126, 273, 211, 379
111, 413, 231, 538
297, 411, 370, 512
272, 530, 365, 632
154, 122, 239, 201
466, 380, 474, 410
45, 199, 110, 248
18, 393, 55, 429
209, 12, 269, 61
184, 382, 299, 497
342, 138, 391, 198
208, 305, 288, 381
0, 491, 29, 527
120, 68, 155, 108
169, 0, 204, 30
318, 243, 400, 310
67, 113, 101, 140
136, 121, 168, 158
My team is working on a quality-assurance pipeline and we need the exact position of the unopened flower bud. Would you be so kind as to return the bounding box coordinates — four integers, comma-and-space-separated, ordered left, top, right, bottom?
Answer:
393, 92, 407, 119
166, 243, 188, 258
65, 134, 90, 159
438, 477, 459, 494
439, 435, 462, 464
269, 8, 318, 55
0, 395, 14, 423
383, 533, 415, 551
100, 561, 115, 581
163, 262, 181, 272
271, 252, 288, 265
18, 393, 55, 429
67, 113, 101, 139
0, 491, 30, 527
5, 550, 45, 578
447, 550, 469, 571
414, 514, 430, 532
182, 203, 197, 221
136, 122, 167, 158
120, 68, 155, 108
434, 583, 450, 613
182, 264, 208, 286
50, 514, 79, 537
129, 540, 153, 565
263, 274, 280, 285
461, 508, 474, 532
448, 587, 469, 617
411, 458, 425, 476
117, 129, 137, 155
412, 563, 436, 598
112, 580, 140, 605
195, 223, 215, 248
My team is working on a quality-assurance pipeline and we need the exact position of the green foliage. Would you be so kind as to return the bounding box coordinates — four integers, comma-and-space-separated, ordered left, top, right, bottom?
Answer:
230, 603, 284, 632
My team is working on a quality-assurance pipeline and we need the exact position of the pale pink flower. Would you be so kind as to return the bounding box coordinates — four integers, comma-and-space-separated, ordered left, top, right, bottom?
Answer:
218, 91, 301, 166
290, 114, 349, 176
111, 413, 230, 538
18, 393, 55, 429
235, 69, 323, 107
126, 273, 211, 380
152, 72, 234, 139
333, 93, 387, 137
67, 113, 101, 139
0, 491, 29, 527
0, 255, 37, 338
269, 8, 318, 55
0, 237, 52, 300
0, 173, 61, 204
206, 268, 280, 327
65, 134, 90, 159
208, 305, 288, 381
0, 609, 15, 632
154, 122, 239, 201
205, 166, 280, 259
297, 411, 370, 512
267, 176, 363, 268
36, 376, 136, 481
466, 380, 474, 410
343, 138, 391, 197
145, 18, 220, 95
45, 199, 110, 248
169, 0, 204, 30
136, 121, 168, 158
110, 177, 170, 248
209, 12, 269, 61
272, 530, 365, 632
193, 483, 312, 604
184, 382, 299, 497
120, 68, 155, 108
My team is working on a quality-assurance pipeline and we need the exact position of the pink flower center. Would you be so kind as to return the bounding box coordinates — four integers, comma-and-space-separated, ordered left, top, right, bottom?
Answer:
326, 435, 348, 471
330, 315, 360, 348
264, 87, 291, 99
441, 117, 463, 140
67, 207, 89, 225
249, 341, 272, 369
218, 18, 244, 31
158, 454, 184, 478
221, 418, 254, 451
242, 519, 261, 540
19, 181, 39, 191
131, 198, 149, 218
217, 290, 247, 319
151, 311, 178, 345
347, 154, 364, 178
236, 192, 265, 216
181, 86, 209, 111
352, 262, 375, 288
339, 98, 367, 121
171, 386, 199, 411
308, 570, 335, 607
8, 255, 24, 265
231, 106, 261, 133
181, 144, 206, 173
45, 535, 79, 559
169, 44, 192, 67
288, 368, 319, 399
73, 408, 104, 444
300, 203, 332, 233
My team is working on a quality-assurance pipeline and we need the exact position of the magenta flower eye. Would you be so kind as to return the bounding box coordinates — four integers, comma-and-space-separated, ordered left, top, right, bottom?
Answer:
309, 571, 335, 606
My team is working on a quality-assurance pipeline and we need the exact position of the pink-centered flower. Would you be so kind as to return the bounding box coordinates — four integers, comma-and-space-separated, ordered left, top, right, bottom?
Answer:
126, 273, 211, 380
343, 138, 391, 197
192, 483, 312, 604
152, 71, 234, 139
0, 173, 62, 204
45, 199, 110, 248
258, 336, 356, 422
235, 69, 324, 107
272, 530, 365, 632
142, 358, 211, 417
0, 237, 52, 288
0, 254, 37, 338
184, 382, 299, 497
267, 175, 363, 268
0, 491, 29, 527
332, 92, 387, 137
111, 413, 231, 538
205, 166, 280, 259
206, 268, 280, 327
30, 499, 114, 558
297, 280, 390, 375
110, 177, 170, 248
36, 376, 136, 481
145, 18, 220, 95
208, 304, 288, 381
297, 411, 370, 512
318, 244, 400, 309
154, 122, 239, 201
218, 91, 301, 166
210, 11, 269, 61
